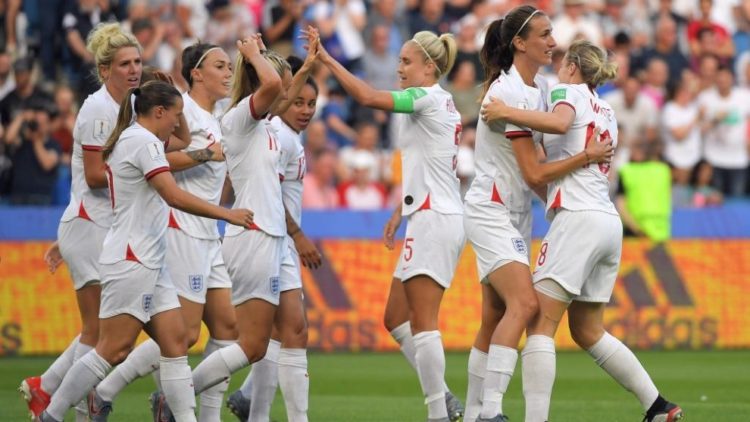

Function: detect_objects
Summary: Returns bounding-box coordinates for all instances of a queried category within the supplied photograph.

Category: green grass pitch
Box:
[2,350,749,421]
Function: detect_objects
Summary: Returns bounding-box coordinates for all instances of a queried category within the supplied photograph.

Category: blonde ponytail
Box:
[411,31,457,79]
[566,40,618,87]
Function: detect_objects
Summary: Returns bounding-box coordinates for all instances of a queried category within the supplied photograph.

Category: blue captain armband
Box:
[390,87,427,113]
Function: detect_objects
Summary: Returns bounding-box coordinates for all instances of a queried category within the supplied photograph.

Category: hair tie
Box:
[133,87,142,96]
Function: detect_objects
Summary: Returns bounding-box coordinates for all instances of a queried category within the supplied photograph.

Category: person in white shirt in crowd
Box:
[37,80,254,422]
[338,149,388,209]
[304,25,467,421]
[482,38,684,422]
[312,0,367,70]
[338,121,388,183]
[661,73,703,191]
[697,65,750,196]
[550,0,603,50]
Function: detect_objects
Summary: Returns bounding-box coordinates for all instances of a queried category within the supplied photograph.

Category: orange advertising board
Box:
[1,239,748,355]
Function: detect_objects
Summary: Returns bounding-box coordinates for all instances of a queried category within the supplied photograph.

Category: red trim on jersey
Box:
[553,101,575,113]
[505,130,532,139]
[247,222,261,231]
[104,164,115,209]
[550,189,562,209]
[125,244,141,263]
[249,95,267,120]
[82,145,103,151]
[77,202,92,220]
[417,194,431,210]
[168,210,181,229]
[279,174,285,182]
[145,166,170,180]
[491,183,505,204]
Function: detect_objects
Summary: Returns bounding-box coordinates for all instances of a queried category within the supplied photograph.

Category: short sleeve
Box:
[133,140,170,180]
[492,81,533,139]
[548,84,579,115]
[222,96,262,136]
[390,87,433,114]
[79,110,114,151]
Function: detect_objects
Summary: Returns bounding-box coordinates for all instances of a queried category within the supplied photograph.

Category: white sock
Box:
[249,339,281,422]
[73,339,94,420]
[40,335,80,394]
[97,339,161,402]
[278,348,309,422]
[479,344,517,418]
[46,350,111,421]
[391,322,451,393]
[199,338,235,422]
[413,330,448,419]
[464,347,488,422]
[160,356,197,422]
[587,332,659,410]
[522,335,556,422]
[192,343,248,394]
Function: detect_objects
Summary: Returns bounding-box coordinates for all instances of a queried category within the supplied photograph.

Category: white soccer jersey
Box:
[168,93,227,240]
[698,88,750,169]
[99,124,171,269]
[392,84,463,216]
[221,95,285,237]
[542,83,619,218]
[272,116,306,228]
[465,65,548,213]
[661,101,702,169]
[61,85,119,228]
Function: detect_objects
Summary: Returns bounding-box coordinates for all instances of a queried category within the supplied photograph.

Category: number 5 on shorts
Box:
[404,237,415,261]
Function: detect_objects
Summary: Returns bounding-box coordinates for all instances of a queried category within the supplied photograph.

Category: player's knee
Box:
[570,324,602,349]
[186,326,202,348]
[508,294,539,323]
[383,312,403,332]
[100,343,135,366]
[238,336,270,363]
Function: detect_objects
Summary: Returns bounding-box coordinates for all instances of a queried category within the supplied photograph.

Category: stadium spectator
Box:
[62,0,118,103]
[687,0,735,58]
[0,51,15,102]
[302,148,340,208]
[616,141,672,242]
[631,15,690,84]
[338,150,387,209]
[176,0,210,42]
[408,0,453,35]
[362,24,399,91]
[3,100,61,205]
[0,57,53,127]
[446,60,482,125]
[649,0,690,53]
[338,121,387,182]
[696,53,721,91]
[205,0,257,64]
[697,66,750,197]
[365,0,409,56]
[302,119,332,169]
[661,75,703,192]
[640,57,670,109]
[691,27,733,69]
[322,83,355,147]
[311,0,367,71]
[599,0,650,50]
[604,77,659,170]
[50,85,76,163]
[450,14,483,81]
[688,160,724,207]
[550,0,603,49]
[129,17,172,72]
[261,0,305,58]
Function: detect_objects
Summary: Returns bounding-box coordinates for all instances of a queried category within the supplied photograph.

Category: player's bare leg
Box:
[464,284,505,422]
[568,301,683,422]
[404,275,448,421]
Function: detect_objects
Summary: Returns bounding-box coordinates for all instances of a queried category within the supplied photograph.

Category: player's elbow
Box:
[84,172,107,189]
[523,173,546,190]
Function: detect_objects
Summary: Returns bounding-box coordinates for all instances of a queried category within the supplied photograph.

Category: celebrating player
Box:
[36,80,253,422]
[20,22,144,421]
[85,43,237,422]
[227,55,322,422]
[463,6,613,421]
[302,25,466,421]
[482,39,684,422]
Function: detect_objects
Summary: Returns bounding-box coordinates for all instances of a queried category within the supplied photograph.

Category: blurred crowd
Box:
[0,0,749,225]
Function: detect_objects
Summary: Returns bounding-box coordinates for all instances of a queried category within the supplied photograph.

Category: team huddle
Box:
[18,5,684,422]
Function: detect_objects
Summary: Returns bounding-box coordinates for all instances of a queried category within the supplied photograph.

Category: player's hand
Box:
[293,233,323,269]
[480,96,510,122]
[584,128,614,164]
[208,142,224,162]
[383,212,402,250]
[226,208,254,228]
[151,70,174,86]
[254,33,268,52]
[238,35,262,61]
[301,26,330,64]
[300,29,320,72]
[44,241,64,274]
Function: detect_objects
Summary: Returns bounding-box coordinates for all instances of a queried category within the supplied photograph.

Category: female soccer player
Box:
[463,6,613,422]
[20,22,144,420]
[37,81,253,422]
[227,56,322,422]
[482,40,684,422]
[85,43,237,422]
[304,26,465,421]
[184,34,297,400]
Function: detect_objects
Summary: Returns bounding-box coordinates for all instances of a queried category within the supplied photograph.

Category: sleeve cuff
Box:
[505,130,533,139]
[145,166,170,180]
[82,145,103,151]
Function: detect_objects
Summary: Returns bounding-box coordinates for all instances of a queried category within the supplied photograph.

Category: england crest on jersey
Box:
[270,276,280,295]
[512,238,527,256]
[142,294,154,313]
[189,274,204,292]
